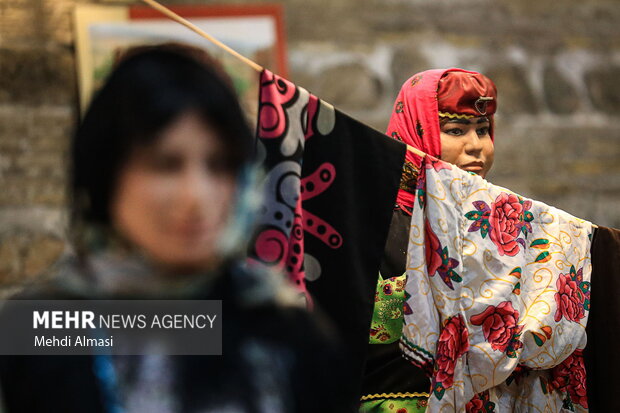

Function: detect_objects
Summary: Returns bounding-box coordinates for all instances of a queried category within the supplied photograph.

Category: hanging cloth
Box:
[402,155,593,412]
[249,69,406,403]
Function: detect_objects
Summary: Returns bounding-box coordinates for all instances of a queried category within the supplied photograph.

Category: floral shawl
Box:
[401,155,593,412]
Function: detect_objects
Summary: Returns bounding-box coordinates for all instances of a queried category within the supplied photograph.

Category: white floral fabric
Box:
[401,156,593,412]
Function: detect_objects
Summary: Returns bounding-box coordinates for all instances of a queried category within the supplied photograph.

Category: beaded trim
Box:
[438,111,475,119]
[400,337,434,376]
[360,392,430,401]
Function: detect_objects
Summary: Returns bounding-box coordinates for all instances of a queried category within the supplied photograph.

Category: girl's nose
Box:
[465,130,483,153]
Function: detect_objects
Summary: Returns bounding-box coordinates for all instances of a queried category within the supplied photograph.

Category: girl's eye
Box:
[444,128,463,136]
[477,127,490,136]
[205,151,237,176]
[147,154,183,172]
[205,157,229,174]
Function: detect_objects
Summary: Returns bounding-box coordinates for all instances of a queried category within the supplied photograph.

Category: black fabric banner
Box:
[585,225,620,412]
[302,109,406,400]
[251,69,406,404]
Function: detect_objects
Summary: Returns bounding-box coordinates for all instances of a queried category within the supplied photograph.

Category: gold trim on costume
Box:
[360,392,430,401]
[438,111,475,119]
[399,161,419,194]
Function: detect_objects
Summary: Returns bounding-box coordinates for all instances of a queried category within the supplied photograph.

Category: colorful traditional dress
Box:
[360,68,498,412]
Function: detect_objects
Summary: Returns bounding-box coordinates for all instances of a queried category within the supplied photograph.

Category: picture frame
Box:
[74,3,288,119]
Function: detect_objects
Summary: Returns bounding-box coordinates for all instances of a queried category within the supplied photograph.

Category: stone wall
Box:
[1,0,619,287]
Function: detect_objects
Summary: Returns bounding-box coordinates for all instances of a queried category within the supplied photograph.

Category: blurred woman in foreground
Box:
[0,44,346,413]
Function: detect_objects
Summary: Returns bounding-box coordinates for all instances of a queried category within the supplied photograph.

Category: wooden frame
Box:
[74,3,288,114]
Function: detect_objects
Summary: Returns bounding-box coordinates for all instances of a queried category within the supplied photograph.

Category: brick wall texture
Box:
[1,0,619,287]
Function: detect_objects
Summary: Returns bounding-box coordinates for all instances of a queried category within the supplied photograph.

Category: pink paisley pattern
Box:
[301,163,336,201]
[258,71,298,139]
[300,163,342,248]
[304,92,320,139]
[284,203,305,281]
[253,229,289,266]
[251,70,341,297]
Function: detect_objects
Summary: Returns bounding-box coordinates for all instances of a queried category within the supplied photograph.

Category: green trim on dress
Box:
[369,273,407,344]
[365,274,430,412]
[359,395,428,412]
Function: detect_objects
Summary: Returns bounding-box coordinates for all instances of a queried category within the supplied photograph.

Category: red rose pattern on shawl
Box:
[404,156,593,411]
[489,194,521,256]
[432,314,469,400]
[425,219,443,277]
[466,390,496,413]
[505,364,531,386]
[554,265,590,323]
[426,156,452,172]
[551,349,588,409]
[425,219,461,290]
[489,193,531,256]
[470,301,524,357]
[465,193,534,256]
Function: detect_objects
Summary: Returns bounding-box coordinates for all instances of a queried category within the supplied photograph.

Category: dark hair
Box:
[71,43,255,229]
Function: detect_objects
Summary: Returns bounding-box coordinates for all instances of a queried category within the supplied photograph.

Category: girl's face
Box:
[439,116,495,178]
[111,111,236,273]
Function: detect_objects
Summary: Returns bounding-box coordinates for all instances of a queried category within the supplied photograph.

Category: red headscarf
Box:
[387,68,497,212]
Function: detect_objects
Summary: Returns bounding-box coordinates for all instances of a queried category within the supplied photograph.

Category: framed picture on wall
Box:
[74,3,288,121]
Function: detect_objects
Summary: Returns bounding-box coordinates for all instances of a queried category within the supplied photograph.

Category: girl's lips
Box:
[169,221,213,238]
[461,162,484,172]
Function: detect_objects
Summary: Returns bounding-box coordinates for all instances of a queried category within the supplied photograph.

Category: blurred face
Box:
[111,111,236,273]
[440,116,495,178]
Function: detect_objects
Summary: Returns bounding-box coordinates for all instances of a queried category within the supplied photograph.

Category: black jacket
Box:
[0,261,353,413]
